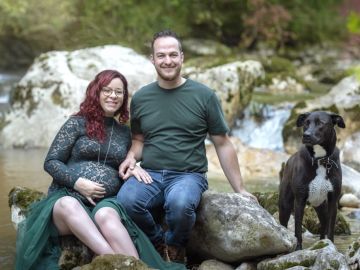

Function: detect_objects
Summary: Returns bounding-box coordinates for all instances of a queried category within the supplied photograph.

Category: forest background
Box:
[0,0,360,71]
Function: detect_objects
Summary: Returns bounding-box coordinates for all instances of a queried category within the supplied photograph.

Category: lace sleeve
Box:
[43,116,83,188]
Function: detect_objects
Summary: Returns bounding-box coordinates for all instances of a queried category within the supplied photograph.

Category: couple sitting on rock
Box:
[15,30,256,270]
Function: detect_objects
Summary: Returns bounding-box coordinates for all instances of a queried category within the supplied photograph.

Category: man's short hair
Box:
[151,30,183,53]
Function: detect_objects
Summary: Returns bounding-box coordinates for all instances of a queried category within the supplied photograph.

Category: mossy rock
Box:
[303,206,351,235]
[261,56,296,74]
[59,235,93,270]
[259,56,297,87]
[253,191,279,215]
[253,191,351,235]
[184,54,240,70]
[8,186,45,215]
[344,104,360,131]
[79,254,152,270]
[309,239,330,250]
[312,57,347,85]
[347,237,360,258]
[11,84,40,117]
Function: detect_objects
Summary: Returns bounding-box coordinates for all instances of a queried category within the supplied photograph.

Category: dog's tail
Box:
[279,162,285,182]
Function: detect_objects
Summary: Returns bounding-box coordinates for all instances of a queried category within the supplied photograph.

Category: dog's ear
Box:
[331,114,345,128]
[296,113,310,127]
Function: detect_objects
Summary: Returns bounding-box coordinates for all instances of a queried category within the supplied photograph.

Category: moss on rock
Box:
[80,254,151,270]
[253,191,351,235]
[303,206,351,235]
[11,84,40,117]
[8,186,45,215]
[253,192,279,215]
[309,239,329,250]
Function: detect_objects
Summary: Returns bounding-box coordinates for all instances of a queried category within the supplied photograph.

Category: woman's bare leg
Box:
[53,196,114,255]
[95,207,139,259]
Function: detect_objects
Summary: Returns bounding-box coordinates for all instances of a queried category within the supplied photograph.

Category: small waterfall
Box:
[231,102,293,152]
[0,72,24,111]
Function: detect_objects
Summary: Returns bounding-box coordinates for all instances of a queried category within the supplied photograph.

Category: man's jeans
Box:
[117,169,208,247]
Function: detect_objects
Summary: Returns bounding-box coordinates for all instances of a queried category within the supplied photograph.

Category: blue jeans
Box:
[117,169,208,247]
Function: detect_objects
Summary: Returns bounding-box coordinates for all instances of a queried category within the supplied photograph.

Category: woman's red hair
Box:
[76,70,129,142]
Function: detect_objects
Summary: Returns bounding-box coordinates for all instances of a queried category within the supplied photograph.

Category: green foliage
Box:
[241,0,292,49]
[0,0,351,69]
[347,11,360,34]
[69,0,191,52]
[346,65,360,81]
[274,0,347,44]
[0,0,75,68]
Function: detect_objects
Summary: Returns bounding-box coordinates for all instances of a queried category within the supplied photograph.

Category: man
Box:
[117,30,256,264]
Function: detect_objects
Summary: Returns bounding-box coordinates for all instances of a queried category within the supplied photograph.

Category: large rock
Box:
[345,236,360,270]
[77,254,152,270]
[256,192,351,236]
[197,259,234,270]
[257,239,349,270]
[182,38,232,56]
[9,187,296,268]
[342,164,360,199]
[341,131,360,171]
[188,60,264,127]
[8,186,45,230]
[187,191,297,263]
[0,45,156,148]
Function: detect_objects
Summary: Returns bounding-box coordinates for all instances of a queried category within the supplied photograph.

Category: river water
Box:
[0,148,50,269]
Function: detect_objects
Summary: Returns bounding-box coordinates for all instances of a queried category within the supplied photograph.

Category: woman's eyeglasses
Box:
[101,87,124,97]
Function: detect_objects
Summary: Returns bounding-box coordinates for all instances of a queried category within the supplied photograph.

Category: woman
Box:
[16,70,186,270]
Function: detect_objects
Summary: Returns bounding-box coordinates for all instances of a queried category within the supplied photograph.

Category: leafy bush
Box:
[0,0,351,69]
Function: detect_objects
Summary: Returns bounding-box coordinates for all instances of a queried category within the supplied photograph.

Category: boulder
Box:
[254,192,351,236]
[341,131,360,171]
[342,164,360,199]
[235,262,257,270]
[340,193,360,208]
[9,187,296,268]
[198,259,234,270]
[0,45,156,148]
[8,186,45,230]
[187,191,296,263]
[182,38,232,56]
[77,254,152,270]
[257,239,349,270]
[345,236,360,270]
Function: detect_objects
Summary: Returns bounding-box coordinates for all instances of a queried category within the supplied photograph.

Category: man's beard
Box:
[156,65,181,81]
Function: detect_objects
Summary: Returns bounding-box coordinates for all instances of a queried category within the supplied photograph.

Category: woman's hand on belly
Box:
[74,177,106,206]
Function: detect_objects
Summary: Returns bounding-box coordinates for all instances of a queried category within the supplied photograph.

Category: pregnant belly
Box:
[70,162,122,197]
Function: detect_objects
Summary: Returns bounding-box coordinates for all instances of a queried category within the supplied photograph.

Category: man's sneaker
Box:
[166,245,187,264]
[154,241,168,260]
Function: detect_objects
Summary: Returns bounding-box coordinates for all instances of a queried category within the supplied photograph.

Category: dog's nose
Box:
[303,134,311,141]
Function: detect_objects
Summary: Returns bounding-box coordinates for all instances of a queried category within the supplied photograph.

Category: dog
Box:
[279,111,345,250]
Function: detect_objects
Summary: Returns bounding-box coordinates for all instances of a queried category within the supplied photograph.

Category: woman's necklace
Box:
[97,120,114,166]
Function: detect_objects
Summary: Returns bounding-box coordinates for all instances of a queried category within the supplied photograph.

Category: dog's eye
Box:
[314,119,323,126]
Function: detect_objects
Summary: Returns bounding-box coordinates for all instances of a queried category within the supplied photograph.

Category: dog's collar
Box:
[312,156,339,174]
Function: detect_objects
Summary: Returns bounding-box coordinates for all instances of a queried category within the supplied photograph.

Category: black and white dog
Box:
[279,111,345,250]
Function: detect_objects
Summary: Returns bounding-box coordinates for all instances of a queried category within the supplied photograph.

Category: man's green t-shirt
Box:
[130,79,229,172]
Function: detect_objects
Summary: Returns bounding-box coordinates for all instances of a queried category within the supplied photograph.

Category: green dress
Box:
[15,116,186,270]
